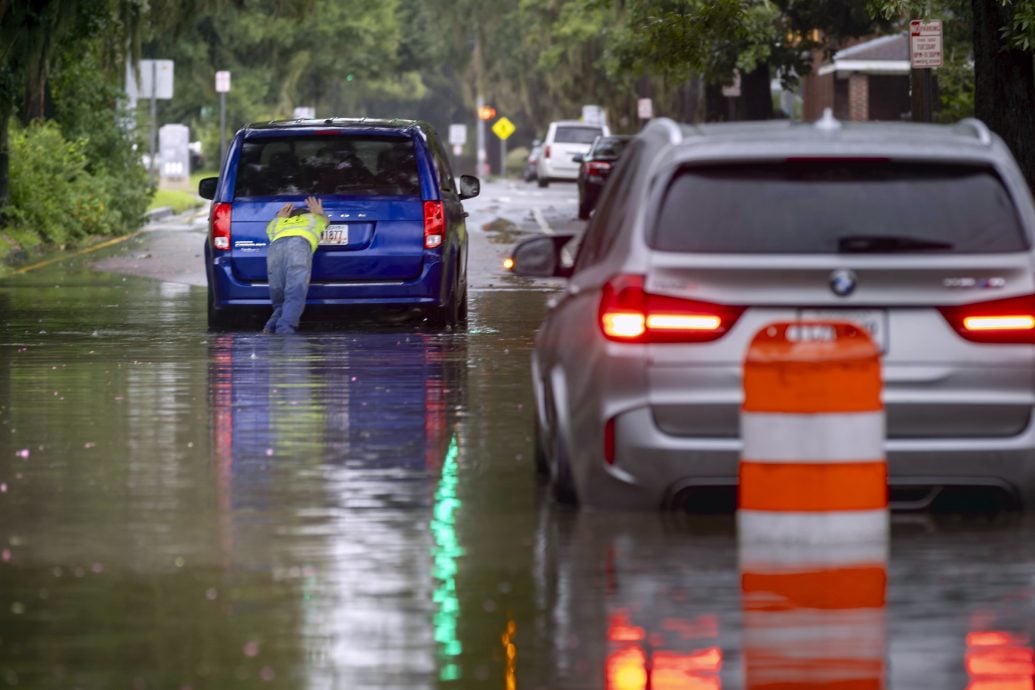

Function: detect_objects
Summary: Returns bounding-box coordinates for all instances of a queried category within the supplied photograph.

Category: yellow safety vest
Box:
[266,212,329,252]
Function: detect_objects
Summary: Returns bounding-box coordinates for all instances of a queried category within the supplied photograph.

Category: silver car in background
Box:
[509,114,1035,511]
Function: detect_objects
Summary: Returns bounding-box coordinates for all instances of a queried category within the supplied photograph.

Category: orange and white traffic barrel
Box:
[739,321,888,544]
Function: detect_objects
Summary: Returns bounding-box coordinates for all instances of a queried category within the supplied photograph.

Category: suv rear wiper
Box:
[837,234,954,253]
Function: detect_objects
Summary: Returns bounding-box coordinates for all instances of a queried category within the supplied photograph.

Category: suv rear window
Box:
[652,162,1028,254]
[554,126,604,145]
[234,135,420,198]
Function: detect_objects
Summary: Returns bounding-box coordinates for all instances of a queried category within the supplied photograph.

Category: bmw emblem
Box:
[830,269,857,297]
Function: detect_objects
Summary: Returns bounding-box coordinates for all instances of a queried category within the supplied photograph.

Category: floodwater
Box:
[2,235,1035,690]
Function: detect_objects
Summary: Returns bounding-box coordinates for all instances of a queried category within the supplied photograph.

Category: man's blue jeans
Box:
[264,236,313,334]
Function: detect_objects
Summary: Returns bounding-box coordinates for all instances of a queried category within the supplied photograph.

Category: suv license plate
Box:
[797,309,888,352]
[320,225,349,245]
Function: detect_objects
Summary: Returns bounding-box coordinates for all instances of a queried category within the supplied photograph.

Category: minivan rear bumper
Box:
[208,251,445,308]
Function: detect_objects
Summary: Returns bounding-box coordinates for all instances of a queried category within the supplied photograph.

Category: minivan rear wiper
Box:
[837,234,955,252]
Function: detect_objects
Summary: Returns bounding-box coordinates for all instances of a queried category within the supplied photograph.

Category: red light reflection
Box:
[607,611,722,690]
[966,630,1034,690]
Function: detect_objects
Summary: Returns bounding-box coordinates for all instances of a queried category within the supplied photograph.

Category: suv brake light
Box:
[424,201,445,249]
[598,274,744,343]
[211,202,231,251]
[939,294,1035,343]
[544,145,551,159]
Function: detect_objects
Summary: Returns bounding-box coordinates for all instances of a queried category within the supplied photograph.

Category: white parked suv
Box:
[536,120,610,187]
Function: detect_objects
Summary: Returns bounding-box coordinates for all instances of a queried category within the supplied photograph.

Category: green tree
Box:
[874,0,1035,193]
[598,0,883,121]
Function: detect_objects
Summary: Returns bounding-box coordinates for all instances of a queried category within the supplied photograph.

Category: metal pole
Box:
[219,91,226,167]
[476,94,486,178]
[910,68,934,123]
[922,68,934,122]
[499,137,506,177]
[149,61,158,185]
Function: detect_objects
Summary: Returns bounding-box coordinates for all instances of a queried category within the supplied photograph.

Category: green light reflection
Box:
[431,434,463,681]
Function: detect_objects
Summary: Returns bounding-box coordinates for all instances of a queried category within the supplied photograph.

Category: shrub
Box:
[50,52,152,232]
[3,121,121,247]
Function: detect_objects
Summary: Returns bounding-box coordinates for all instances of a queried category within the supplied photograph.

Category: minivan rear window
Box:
[554,126,604,145]
[652,162,1028,254]
[234,135,420,198]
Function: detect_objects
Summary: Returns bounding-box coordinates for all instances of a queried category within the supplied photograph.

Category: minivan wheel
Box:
[457,284,469,326]
[427,278,461,330]
[207,286,235,331]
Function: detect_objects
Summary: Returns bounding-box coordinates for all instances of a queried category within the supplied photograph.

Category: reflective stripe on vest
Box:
[266,213,329,252]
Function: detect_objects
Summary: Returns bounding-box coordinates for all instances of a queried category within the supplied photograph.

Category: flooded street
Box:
[3,181,1035,689]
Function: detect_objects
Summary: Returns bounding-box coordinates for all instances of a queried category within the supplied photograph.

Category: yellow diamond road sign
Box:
[492,116,516,141]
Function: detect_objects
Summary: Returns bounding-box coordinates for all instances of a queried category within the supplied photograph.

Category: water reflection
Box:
[528,510,740,689]
[966,630,1034,689]
[206,330,467,688]
[524,507,1035,690]
[739,541,887,689]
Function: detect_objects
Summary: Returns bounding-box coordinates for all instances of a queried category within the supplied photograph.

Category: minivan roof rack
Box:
[953,118,992,146]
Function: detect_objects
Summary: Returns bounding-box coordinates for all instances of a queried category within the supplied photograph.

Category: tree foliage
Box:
[3,0,1035,244]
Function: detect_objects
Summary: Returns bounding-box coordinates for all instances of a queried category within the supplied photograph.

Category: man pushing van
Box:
[262,195,328,334]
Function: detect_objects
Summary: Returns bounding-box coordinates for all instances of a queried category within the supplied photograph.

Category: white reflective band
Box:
[738,510,889,545]
[741,411,884,463]
[739,540,889,571]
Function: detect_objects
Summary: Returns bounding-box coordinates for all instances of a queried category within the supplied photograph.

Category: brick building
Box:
[801,34,911,122]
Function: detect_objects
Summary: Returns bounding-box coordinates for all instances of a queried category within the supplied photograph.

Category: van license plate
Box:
[320,225,349,245]
[797,309,888,351]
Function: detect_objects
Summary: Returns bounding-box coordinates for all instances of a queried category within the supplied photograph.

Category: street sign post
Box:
[137,60,174,184]
[491,117,516,177]
[909,20,943,68]
[909,20,942,123]
[637,98,653,121]
[449,124,468,158]
[215,70,231,167]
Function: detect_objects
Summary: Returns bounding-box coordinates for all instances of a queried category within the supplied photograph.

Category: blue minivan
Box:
[198,118,479,331]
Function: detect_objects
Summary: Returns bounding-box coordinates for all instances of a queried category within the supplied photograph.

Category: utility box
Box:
[159,124,190,183]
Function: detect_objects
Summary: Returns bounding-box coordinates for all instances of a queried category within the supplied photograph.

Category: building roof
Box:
[818,34,911,76]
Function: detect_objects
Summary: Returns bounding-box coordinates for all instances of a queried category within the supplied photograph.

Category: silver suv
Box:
[509,113,1035,511]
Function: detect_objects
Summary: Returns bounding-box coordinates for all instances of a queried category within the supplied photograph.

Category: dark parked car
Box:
[199,118,479,331]
[508,113,1035,511]
[575,135,632,219]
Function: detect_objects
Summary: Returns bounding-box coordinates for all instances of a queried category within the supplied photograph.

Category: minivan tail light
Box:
[544,145,551,159]
[424,201,445,249]
[211,202,231,251]
[939,294,1035,343]
[598,274,744,343]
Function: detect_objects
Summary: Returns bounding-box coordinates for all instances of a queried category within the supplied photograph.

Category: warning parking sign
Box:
[910,19,943,68]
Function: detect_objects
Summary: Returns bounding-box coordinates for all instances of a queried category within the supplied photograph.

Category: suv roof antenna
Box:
[815,108,842,132]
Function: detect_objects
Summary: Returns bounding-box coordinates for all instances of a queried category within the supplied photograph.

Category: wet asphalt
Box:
[1,179,1035,689]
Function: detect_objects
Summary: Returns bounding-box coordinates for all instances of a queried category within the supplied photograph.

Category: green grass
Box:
[148,188,205,213]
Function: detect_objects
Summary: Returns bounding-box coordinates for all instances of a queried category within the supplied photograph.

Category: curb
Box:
[145,206,176,222]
